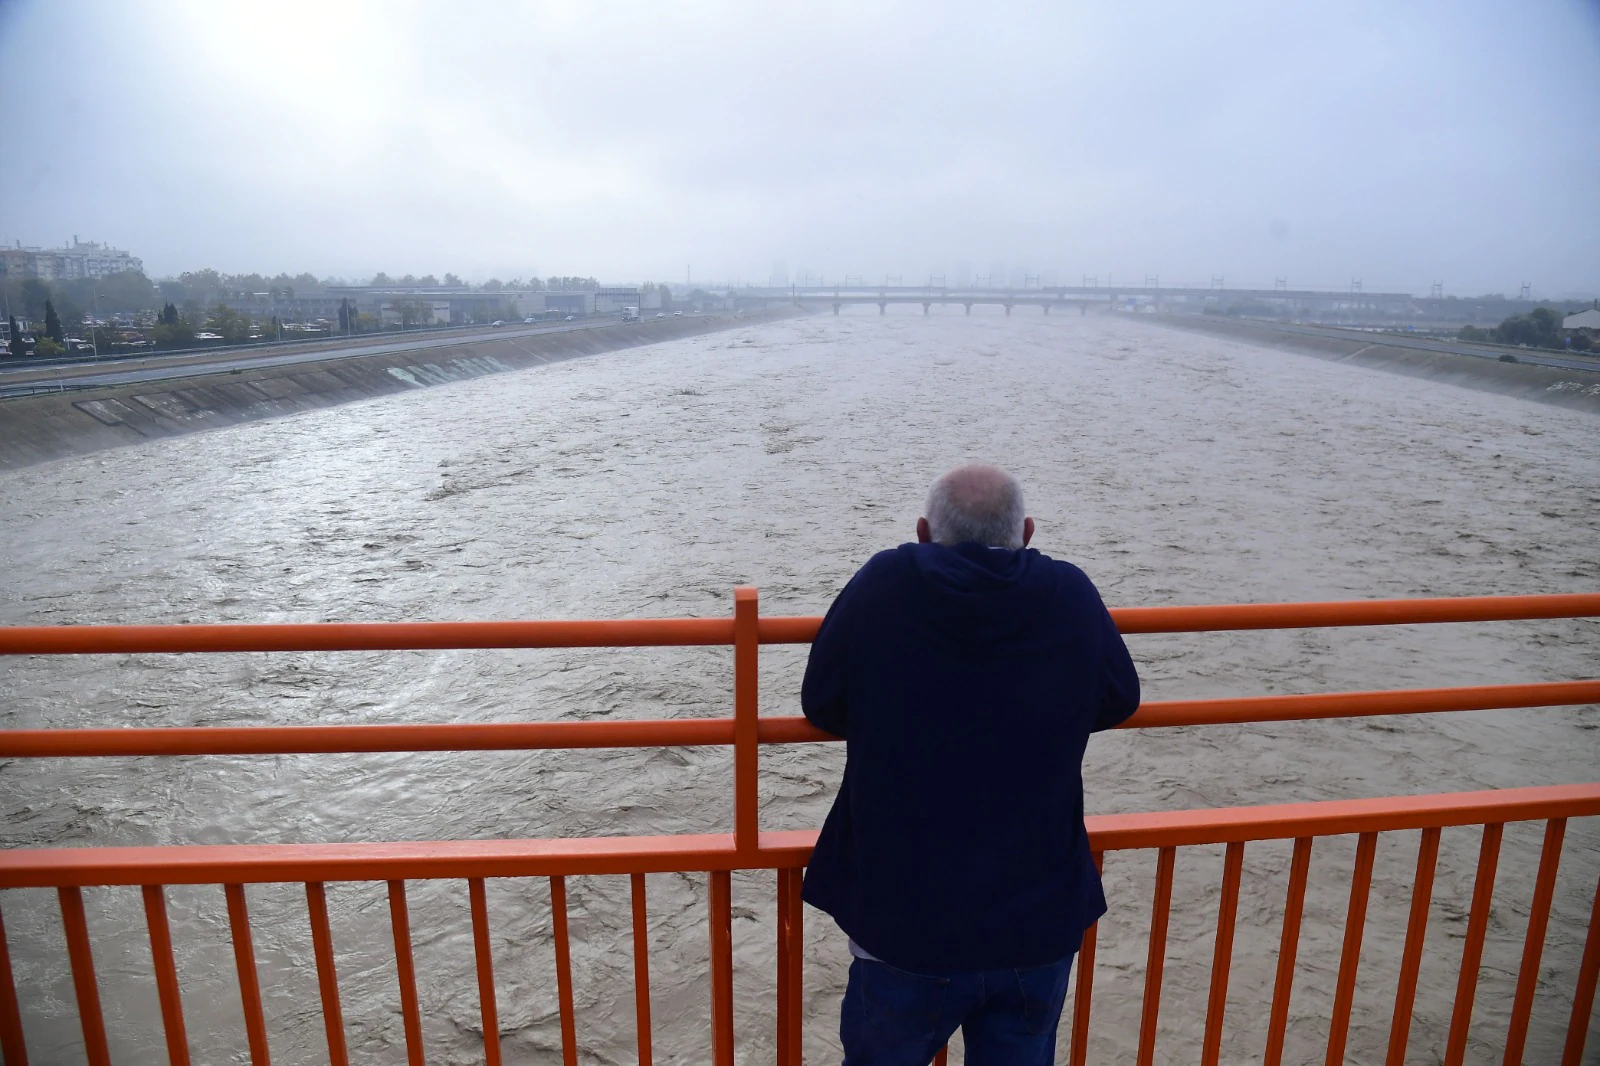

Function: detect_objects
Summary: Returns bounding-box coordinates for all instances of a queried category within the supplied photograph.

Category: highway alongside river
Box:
[1248,319,1600,374]
[1,310,1596,1065]
[0,316,709,397]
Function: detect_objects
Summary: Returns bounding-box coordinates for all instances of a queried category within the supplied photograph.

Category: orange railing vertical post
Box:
[709,870,735,1066]
[1559,873,1600,1066]
[1201,841,1245,1066]
[0,902,26,1066]
[305,883,350,1066]
[1503,819,1566,1064]
[224,884,272,1066]
[550,876,579,1066]
[1444,823,1503,1066]
[1264,837,1314,1066]
[1069,851,1104,1066]
[776,866,804,1066]
[1326,832,1378,1066]
[630,873,655,1066]
[733,587,761,858]
[1136,846,1177,1066]
[385,881,426,1066]
[141,885,191,1066]
[1386,827,1441,1065]
[57,887,110,1066]
[468,878,503,1066]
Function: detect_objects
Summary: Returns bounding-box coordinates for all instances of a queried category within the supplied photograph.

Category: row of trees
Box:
[3,268,592,325]
[1459,307,1589,351]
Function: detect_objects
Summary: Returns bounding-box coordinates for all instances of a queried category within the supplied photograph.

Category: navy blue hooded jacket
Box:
[800,541,1140,975]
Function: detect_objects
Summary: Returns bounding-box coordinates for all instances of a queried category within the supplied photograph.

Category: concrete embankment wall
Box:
[0,313,797,471]
[1148,314,1600,416]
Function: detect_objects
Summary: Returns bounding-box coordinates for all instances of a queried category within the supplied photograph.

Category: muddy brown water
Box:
[2,310,1597,1065]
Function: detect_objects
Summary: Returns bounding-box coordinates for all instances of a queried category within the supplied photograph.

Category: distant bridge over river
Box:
[733,284,1416,315]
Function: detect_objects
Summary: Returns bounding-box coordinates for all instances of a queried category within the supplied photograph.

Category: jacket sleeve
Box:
[801,565,870,739]
[1091,588,1141,732]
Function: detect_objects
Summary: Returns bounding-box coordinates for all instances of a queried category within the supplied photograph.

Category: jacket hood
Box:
[897,541,1058,646]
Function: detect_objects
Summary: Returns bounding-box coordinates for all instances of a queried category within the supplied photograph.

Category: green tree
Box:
[1493,306,1563,349]
[337,298,351,333]
[90,321,123,352]
[443,273,463,287]
[44,300,64,343]
[151,311,196,350]
[371,272,392,286]
[658,285,673,312]
[19,278,50,320]
[80,270,156,313]
[6,315,24,357]
[205,304,253,344]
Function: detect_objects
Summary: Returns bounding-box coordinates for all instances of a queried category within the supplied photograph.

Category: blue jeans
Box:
[839,953,1075,1066]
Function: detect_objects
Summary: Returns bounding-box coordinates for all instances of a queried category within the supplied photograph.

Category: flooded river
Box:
[2,310,1596,1064]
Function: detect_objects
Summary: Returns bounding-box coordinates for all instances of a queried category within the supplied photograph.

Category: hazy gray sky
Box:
[2,1,1596,294]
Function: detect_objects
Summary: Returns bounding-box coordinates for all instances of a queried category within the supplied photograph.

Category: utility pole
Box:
[89,289,101,359]
[1430,280,1443,300]
[1274,277,1287,291]
[1518,281,1531,301]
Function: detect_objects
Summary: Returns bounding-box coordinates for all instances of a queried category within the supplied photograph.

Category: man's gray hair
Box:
[924,464,1027,549]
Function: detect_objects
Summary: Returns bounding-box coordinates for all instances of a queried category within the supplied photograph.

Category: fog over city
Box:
[2,0,1597,295]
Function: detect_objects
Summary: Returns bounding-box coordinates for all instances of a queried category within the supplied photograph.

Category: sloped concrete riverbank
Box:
[1149,313,1600,415]
[0,312,799,471]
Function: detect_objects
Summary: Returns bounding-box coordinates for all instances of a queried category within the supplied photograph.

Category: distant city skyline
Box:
[2,2,1596,296]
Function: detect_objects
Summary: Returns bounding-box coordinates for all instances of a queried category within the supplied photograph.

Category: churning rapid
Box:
[2,311,1596,1065]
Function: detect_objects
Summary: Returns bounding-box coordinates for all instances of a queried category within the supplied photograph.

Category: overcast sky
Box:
[2,1,1596,295]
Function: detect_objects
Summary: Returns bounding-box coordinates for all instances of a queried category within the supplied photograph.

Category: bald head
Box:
[921,464,1032,550]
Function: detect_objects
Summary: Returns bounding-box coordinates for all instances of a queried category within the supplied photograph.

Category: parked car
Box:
[524,317,537,323]
[656,312,666,318]
[491,320,504,327]
[673,311,683,316]
[564,315,576,321]
[194,332,223,340]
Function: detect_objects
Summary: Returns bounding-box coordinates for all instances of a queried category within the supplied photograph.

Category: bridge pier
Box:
[878,302,887,315]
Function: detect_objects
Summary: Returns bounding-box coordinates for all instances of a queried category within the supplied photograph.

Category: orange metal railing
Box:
[0,590,1597,1066]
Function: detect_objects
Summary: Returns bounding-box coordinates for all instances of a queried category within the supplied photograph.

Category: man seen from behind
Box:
[802,463,1141,1065]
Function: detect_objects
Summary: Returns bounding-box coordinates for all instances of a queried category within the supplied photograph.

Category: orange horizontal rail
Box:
[0,617,736,655]
[757,679,1600,742]
[1,784,1593,889]
[2,680,1593,758]
[2,593,1596,655]
[0,718,739,757]
[757,592,1600,642]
